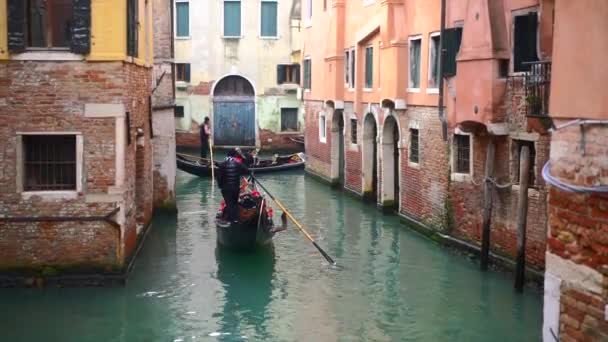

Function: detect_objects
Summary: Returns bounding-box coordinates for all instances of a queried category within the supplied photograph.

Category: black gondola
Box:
[215,185,286,251]
[176,152,306,177]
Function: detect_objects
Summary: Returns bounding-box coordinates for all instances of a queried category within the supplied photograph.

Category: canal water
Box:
[0,171,543,341]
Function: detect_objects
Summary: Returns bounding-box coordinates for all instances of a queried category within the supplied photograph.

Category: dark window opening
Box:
[26,0,73,48]
[281,108,298,132]
[277,64,301,84]
[127,0,139,57]
[303,59,311,90]
[499,59,510,78]
[513,11,539,73]
[174,106,184,118]
[409,38,421,88]
[176,63,191,82]
[350,119,357,144]
[409,129,419,163]
[23,135,76,191]
[454,134,470,174]
[514,140,536,186]
[365,46,373,89]
[442,27,462,77]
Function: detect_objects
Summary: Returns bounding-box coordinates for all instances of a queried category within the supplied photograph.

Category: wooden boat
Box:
[176,152,306,177]
[215,190,286,251]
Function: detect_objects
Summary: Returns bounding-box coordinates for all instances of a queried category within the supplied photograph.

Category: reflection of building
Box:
[0,0,170,282]
[173,0,303,150]
[302,0,552,271]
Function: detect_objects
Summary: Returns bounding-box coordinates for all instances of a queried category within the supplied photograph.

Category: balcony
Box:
[524,61,551,117]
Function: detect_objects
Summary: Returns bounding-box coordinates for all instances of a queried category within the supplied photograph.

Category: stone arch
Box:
[362,112,378,200]
[381,113,401,210]
[211,75,257,146]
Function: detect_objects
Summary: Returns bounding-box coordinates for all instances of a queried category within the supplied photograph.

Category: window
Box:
[224,0,241,37]
[350,119,358,144]
[277,64,300,84]
[409,129,419,163]
[442,27,462,77]
[174,106,185,118]
[319,113,326,142]
[409,37,422,90]
[23,135,76,191]
[453,134,471,174]
[303,58,311,90]
[127,0,138,57]
[428,34,440,89]
[345,48,355,89]
[514,140,536,186]
[26,0,73,48]
[175,63,191,82]
[365,46,373,89]
[281,108,299,132]
[513,11,539,73]
[176,1,190,37]
[261,0,278,38]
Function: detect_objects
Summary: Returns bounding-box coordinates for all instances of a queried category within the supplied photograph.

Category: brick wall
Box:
[303,100,332,180]
[0,60,153,275]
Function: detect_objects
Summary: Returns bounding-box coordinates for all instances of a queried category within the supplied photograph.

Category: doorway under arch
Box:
[381,115,400,210]
[362,113,378,201]
[212,75,256,146]
[330,109,345,186]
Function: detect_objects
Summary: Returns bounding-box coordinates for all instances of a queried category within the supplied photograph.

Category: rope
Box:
[542,161,608,193]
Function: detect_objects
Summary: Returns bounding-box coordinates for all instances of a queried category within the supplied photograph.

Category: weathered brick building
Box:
[0,0,163,284]
[302,0,553,271]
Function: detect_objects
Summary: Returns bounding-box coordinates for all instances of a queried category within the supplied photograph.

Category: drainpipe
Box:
[437,0,447,141]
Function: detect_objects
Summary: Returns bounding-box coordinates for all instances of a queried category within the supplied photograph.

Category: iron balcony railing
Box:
[524,61,551,117]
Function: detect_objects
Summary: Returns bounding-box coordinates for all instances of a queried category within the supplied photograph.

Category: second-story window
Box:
[409,36,421,90]
[175,63,191,82]
[26,0,73,48]
[261,0,278,38]
[127,0,138,57]
[224,0,241,38]
[513,11,539,73]
[176,1,189,38]
[365,46,373,89]
[344,48,355,89]
[428,33,440,90]
[303,58,312,90]
[277,64,301,84]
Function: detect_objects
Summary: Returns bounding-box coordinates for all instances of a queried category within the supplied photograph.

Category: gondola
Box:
[176,152,306,177]
[215,180,286,251]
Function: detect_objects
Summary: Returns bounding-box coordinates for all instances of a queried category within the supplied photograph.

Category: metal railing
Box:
[524,61,551,117]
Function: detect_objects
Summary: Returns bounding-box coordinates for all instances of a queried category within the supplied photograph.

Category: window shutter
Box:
[277,65,286,84]
[261,1,278,37]
[71,0,91,54]
[7,0,26,53]
[295,64,301,84]
[185,64,191,82]
[442,27,462,77]
[224,1,242,37]
[127,0,139,57]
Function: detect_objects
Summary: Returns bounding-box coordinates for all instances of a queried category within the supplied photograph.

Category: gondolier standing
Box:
[218,149,250,222]
[200,117,211,159]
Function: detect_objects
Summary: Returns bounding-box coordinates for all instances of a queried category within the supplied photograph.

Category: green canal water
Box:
[0,171,542,341]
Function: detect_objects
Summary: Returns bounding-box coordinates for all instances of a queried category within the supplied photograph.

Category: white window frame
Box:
[348,47,355,90]
[344,49,350,87]
[408,121,420,168]
[427,32,441,94]
[259,0,279,39]
[510,7,540,76]
[16,132,84,200]
[222,0,243,39]
[174,0,191,40]
[450,128,473,182]
[319,112,327,143]
[408,35,422,93]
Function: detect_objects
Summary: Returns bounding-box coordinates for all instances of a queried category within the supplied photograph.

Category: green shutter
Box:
[224,1,241,37]
[71,0,91,54]
[7,0,26,53]
[127,0,138,57]
[303,60,311,89]
[442,27,462,77]
[261,1,278,37]
[185,64,191,82]
[176,2,189,37]
[365,47,373,88]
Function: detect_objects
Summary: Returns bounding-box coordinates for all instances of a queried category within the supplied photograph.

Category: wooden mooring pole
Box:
[514,145,531,292]
[480,140,496,271]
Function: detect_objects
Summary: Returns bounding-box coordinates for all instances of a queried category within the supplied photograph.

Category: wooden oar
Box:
[252,176,336,265]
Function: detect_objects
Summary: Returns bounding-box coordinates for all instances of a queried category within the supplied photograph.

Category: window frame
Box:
[451,130,473,182]
[260,0,279,39]
[319,112,327,143]
[408,35,422,93]
[511,7,540,75]
[364,45,374,90]
[16,132,83,198]
[344,47,356,90]
[174,106,185,118]
[175,0,191,39]
[25,0,74,50]
[223,0,243,39]
[175,63,190,83]
[409,128,420,165]
[280,108,299,132]
[350,118,358,145]
[427,32,441,93]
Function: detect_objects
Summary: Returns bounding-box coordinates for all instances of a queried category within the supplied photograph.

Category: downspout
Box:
[437,0,447,141]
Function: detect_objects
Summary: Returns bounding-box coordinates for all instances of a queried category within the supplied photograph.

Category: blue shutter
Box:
[224,1,241,37]
[176,2,189,37]
[365,47,373,88]
[261,1,278,37]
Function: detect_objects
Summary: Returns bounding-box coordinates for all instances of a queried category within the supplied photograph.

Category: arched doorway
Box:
[381,115,400,210]
[362,113,378,201]
[212,75,256,146]
[330,109,345,186]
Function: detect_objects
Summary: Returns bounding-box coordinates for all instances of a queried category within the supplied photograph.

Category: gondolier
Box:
[217,149,250,222]
[200,117,211,159]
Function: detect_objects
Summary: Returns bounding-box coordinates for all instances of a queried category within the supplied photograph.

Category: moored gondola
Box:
[176,152,305,177]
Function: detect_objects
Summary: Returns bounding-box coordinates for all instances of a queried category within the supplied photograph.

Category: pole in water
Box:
[514,145,530,292]
[480,140,496,271]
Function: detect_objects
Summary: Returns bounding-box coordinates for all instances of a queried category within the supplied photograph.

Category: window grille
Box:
[23,135,77,191]
[454,134,470,174]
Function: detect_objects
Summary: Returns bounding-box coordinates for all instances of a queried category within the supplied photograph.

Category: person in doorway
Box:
[199,117,211,159]
[217,149,250,222]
